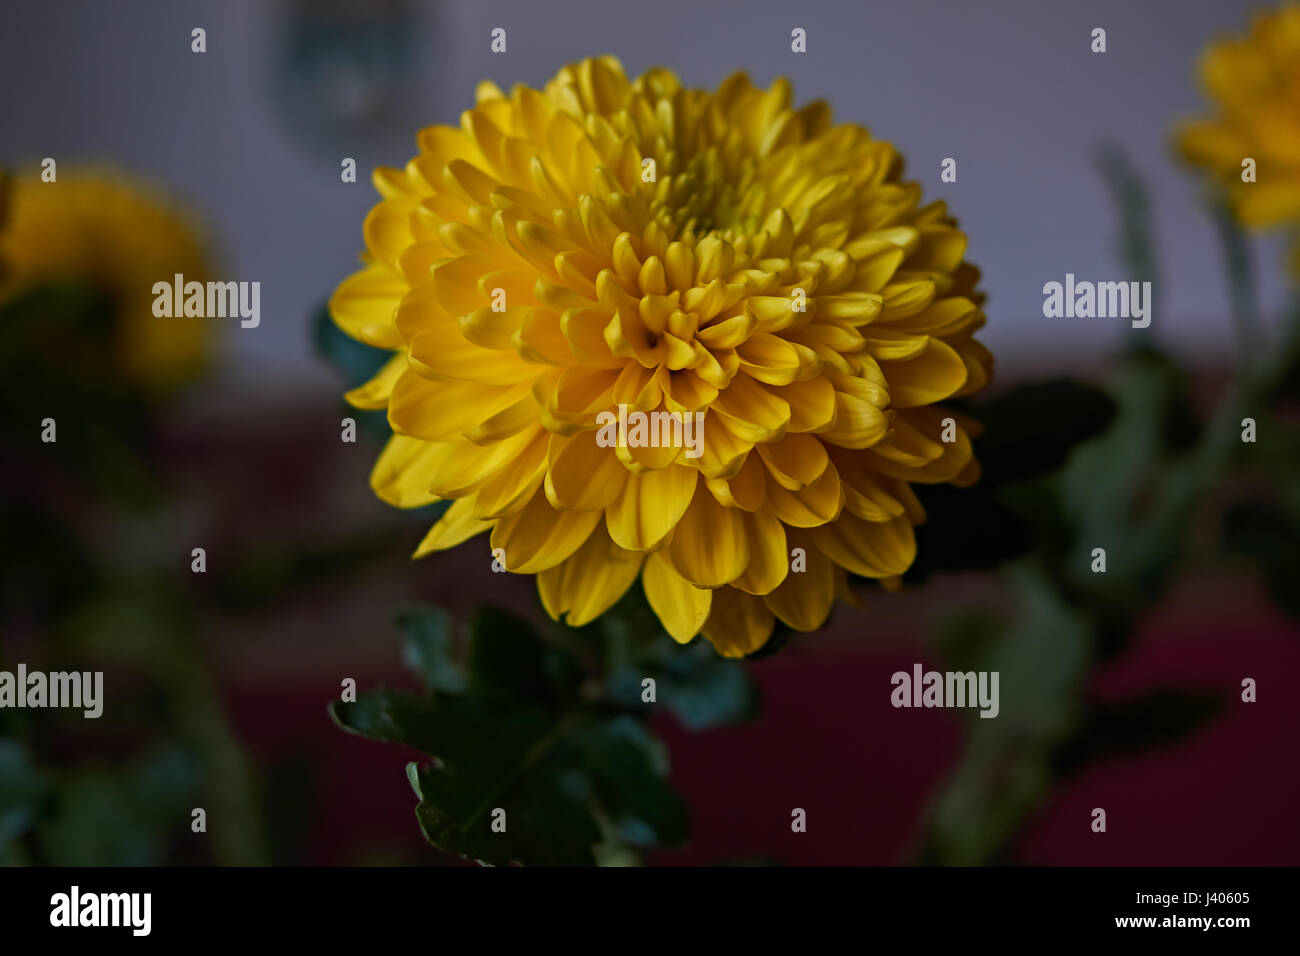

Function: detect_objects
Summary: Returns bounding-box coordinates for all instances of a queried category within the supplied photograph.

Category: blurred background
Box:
[2,0,1298,866]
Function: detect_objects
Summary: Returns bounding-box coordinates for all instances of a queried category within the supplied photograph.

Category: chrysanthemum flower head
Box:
[0,167,213,389]
[1176,4,1300,275]
[332,57,992,657]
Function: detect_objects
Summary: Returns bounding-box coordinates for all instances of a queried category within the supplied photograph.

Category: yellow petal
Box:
[371,435,449,508]
[762,542,835,630]
[731,509,790,595]
[605,465,697,550]
[763,464,844,527]
[807,513,916,578]
[490,492,603,574]
[537,528,642,627]
[426,426,542,498]
[406,321,539,386]
[828,446,907,521]
[735,333,802,385]
[330,265,405,349]
[466,394,540,445]
[470,429,548,518]
[642,552,712,643]
[362,198,418,274]
[819,388,890,450]
[544,431,629,511]
[388,370,532,441]
[711,371,791,442]
[414,497,493,557]
[666,491,750,587]
[704,450,766,511]
[757,433,829,490]
[691,411,754,479]
[878,338,967,407]
[1234,179,1300,229]
[345,353,407,409]
[768,376,837,433]
[701,587,775,658]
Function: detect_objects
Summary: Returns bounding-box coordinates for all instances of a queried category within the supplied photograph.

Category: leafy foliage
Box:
[916,145,1298,865]
[597,588,757,731]
[332,605,704,865]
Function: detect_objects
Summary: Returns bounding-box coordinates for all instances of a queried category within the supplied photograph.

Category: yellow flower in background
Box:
[332,57,992,657]
[1176,4,1300,275]
[0,168,213,390]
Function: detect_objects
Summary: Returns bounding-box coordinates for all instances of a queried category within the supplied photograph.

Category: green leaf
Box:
[595,587,757,731]
[398,606,468,694]
[312,301,391,388]
[972,381,1118,485]
[606,633,757,732]
[575,717,688,847]
[334,688,595,865]
[407,749,600,866]
[333,605,690,865]
[1058,349,1197,598]
[906,479,1035,580]
[467,605,581,706]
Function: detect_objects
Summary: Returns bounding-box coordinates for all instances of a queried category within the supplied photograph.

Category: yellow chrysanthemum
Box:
[0,167,212,389]
[1176,4,1300,275]
[332,57,992,657]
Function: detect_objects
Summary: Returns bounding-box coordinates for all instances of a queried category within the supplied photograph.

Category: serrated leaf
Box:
[334,689,596,865]
[575,717,688,847]
[334,606,690,866]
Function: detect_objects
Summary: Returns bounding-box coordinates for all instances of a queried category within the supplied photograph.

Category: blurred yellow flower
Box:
[1176,4,1300,275]
[332,57,992,657]
[0,167,213,390]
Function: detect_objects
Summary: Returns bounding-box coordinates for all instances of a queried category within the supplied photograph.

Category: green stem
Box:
[1094,143,1161,343]
[1212,201,1264,361]
[1119,273,1299,586]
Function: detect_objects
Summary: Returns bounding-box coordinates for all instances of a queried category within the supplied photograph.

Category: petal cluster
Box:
[1176,4,1300,275]
[0,169,212,389]
[332,57,992,656]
